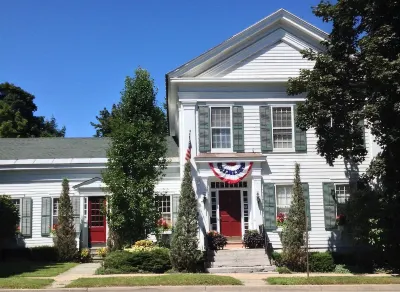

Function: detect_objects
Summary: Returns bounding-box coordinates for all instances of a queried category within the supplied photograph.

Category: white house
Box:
[166,9,379,251]
[1,9,379,252]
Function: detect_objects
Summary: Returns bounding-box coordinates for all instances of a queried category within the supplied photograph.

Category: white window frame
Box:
[210,106,233,152]
[11,198,22,229]
[335,183,350,216]
[271,105,295,152]
[52,197,59,227]
[275,184,293,216]
[157,195,172,227]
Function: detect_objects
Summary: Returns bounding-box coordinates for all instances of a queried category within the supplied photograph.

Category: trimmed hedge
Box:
[309,252,335,272]
[103,248,171,274]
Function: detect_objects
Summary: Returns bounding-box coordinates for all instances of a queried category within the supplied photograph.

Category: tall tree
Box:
[281,163,306,271]
[103,68,168,248]
[0,83,65,137]
[90,104,118,137]
[287,0,400,267]
[54,179,77,261]
[170,161,201,272]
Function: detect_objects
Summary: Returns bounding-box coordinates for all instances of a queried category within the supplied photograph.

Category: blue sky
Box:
[0,0,331,137]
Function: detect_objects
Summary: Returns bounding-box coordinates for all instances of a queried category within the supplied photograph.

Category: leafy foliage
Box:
[206,231,227,250]
[102,249,171,274]
[170,161,202,272]
[243,230,264,249]
[30,246,59,262]
[281,163,306,271]
[0,195,19,243]
[103,68,168,248]
[90,104,118,137]
[54,179,77,261]
[309,252,335,272]
[79,248,93,263]
[287,0,400,270]
[0,83,65,137]
[276,266,292,274]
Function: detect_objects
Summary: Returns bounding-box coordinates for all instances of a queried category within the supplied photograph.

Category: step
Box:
[207,265,276,273]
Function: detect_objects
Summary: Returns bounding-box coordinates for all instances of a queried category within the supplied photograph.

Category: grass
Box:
[0,278,54,289]
[0,262,78,277]
[66,274,243,287]
[266,276,400,285]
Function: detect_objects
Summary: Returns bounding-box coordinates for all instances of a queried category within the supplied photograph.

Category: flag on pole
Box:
[185,130,192,161]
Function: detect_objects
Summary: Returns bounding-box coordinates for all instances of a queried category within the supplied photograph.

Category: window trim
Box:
[275,184,293,217]
[52,197,59,227]
[271,105,295,152]
[157,195,172,228]
[334,183,350,216]
[11,198,22,231]
[210,106,233,152]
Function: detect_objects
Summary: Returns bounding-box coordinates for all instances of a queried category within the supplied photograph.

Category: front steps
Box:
[89,246,105,262]
[206,248,276,273]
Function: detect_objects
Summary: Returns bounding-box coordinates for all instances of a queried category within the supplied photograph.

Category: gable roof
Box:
[167,8,328,79]
[0,137,179,160]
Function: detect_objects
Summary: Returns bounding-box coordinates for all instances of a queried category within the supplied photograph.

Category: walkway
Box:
[50,262,101,288]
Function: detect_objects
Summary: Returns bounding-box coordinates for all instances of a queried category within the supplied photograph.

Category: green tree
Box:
[0,195,19,246]
[103,68,168,248]
[91,104,118,137]
[170,161,201,272]
[0,83,65,137]
[281,163,306,271]
[287,0,400,268]
[54,179,77,261]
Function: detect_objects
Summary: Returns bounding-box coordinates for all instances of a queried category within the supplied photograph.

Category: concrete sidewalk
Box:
[50,263,101,288]
[2,285,400,292]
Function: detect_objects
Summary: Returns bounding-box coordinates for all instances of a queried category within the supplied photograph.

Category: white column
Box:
[251,163,263,230]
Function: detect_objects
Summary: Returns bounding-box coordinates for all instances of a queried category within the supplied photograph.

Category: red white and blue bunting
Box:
[209,162,253,184]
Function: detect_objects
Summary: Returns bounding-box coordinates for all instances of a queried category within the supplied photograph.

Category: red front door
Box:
[219,190,242,237]
[88,197,106,245]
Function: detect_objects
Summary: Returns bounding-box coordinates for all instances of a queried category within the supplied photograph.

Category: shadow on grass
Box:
[0,261,75,278]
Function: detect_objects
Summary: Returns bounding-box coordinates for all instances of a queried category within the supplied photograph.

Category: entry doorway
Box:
[88,197,106,246]
[219,190,242,237]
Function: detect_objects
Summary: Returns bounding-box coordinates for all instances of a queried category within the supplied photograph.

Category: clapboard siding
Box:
[0,163,180,248]
[222,41,315,79]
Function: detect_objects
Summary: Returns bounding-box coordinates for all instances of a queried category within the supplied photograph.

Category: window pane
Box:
[212,128,231,148]
[53,198,59,217]
[336,184,350,204]
[276,185,293,215]
[157,195,171,226]
[211,108,230,127]
[273,129,292,149]
[273,107,292,128]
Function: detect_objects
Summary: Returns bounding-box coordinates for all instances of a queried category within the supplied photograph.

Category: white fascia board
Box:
[178,91,306,101]
[195,156,266,163]
[170,78,289,83]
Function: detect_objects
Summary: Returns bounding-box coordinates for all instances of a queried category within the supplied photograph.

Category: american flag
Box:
[185,131,192,161]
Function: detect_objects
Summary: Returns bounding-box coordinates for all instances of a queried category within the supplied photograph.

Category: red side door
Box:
[88,197,106,246]
[219,190,242,237]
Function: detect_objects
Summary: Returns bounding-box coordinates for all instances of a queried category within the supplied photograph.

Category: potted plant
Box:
[243,230,264,248]
[276,212,287,229]
[206,230,227,250]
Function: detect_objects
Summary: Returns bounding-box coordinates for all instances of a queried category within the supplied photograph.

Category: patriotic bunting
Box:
[209,162,253,184]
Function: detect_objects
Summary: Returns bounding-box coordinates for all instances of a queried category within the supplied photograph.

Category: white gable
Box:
[220,41,314,79]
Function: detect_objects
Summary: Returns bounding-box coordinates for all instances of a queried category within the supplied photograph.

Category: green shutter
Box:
[263,183,277,231]
[260,106,273,153]
[294,104,307,152]
[172,194,180,226]
[323,182,336,230]
[72,197,81,233]
[232,106,244,152]
[302,183,311,231]
[198,106,211,153]
[21,197,32,237]
[41,197,51,236]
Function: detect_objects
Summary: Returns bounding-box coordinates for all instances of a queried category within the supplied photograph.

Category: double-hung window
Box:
[276,185,293,215]
[211,107,231,149]
[335,184,350,215]
[52,198,59,226]
[157,195,171,226]
[272,107,293,150]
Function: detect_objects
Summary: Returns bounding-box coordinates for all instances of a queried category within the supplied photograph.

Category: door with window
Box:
[88,197,106,245]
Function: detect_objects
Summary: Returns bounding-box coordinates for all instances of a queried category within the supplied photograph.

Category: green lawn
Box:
[0,278,54,289]
[66,274,243,287]
[267,276,400,285]
[0,262,78,277]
